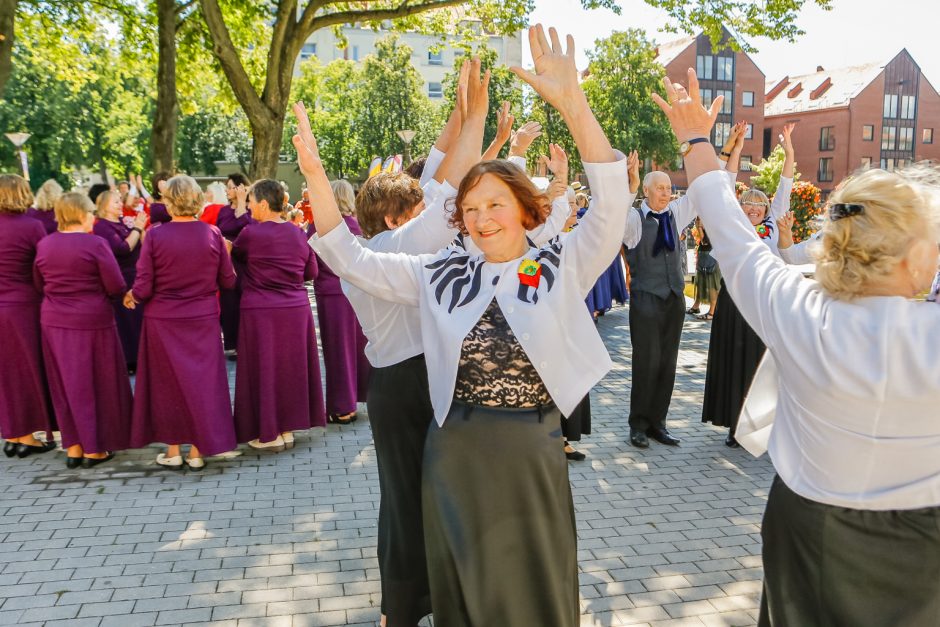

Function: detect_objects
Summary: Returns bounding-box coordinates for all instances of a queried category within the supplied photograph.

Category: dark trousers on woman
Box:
[422,401,578,627]
[366,355,433,627]
[627,291,685,432]
[759,475,940,626]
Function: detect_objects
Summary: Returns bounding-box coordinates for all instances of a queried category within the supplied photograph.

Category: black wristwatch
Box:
[131,227,142,234]
[679,137,710,156]
[720,151,732,157]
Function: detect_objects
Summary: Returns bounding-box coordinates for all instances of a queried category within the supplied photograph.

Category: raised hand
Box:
[508,121,542,158]
[510,25,583,117]
[627,150,640,194]
[132,211,148,230]
[455,59,470,123]
[465,56,490,122]
[495,102,514,146]
[780,122,796,158]
[538,143,568,179]
[652,68,722,143]
[292,101,342,235]
[292,102,324,178]
[777,211,796,249]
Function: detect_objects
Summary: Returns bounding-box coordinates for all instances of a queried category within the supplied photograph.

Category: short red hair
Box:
[450,160,551,233]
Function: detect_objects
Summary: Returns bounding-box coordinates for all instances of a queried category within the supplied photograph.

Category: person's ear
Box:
[384,214,398,230]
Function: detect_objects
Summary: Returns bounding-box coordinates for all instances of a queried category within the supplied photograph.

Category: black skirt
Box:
[366,355,434,626]
[422,401,579,627]
[701,281,766,431]
[759,475,940,626]
[562,393,591,442]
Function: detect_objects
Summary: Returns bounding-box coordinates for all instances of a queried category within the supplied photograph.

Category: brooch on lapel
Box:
[755,223,772,239]
[518,259,542,289]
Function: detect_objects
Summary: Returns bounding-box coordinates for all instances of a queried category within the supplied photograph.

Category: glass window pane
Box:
[428,51,443,66]
[428,82,443,98]
[883,94,898,118]
[700,88,713,107]
[901,96,916,119]
[862,125,873,141]
[899,127,914,151]
[742,91,754,107]
[925,128,934,144]
[744,124,753,139]
[881,126,897,150]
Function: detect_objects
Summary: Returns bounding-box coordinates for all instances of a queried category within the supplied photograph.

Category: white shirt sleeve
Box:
[671,193,698,233]
[778,233,818,266]
[374,182,459,255]
[526,195,569,246]
[718,159,738,191]
[769,176,793,221]
[309,222,423,307]
[507,155,527,173]
[622,207,642,249]
[420,146,446,189]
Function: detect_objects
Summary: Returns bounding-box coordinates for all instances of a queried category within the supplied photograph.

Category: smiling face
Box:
[461,173,529,262]
[644,172,672,212]
[742,201,767,225]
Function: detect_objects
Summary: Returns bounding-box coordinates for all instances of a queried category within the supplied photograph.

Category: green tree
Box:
[750,144,800,196]
[581,29,677,171]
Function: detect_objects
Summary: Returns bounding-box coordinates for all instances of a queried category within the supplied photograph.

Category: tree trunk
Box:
[248,109,284,180]
[151,0,178,174]
[0,0,17,101]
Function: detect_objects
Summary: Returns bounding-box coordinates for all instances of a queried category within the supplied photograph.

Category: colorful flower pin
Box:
[518,259,542,289]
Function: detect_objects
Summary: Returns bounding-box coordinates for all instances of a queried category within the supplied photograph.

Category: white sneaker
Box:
[248,436,285,452]
[185,456,205,471]
[156,453,183,469]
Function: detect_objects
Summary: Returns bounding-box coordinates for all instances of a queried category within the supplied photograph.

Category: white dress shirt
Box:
[316,156,631,424]
[688,169,940,511]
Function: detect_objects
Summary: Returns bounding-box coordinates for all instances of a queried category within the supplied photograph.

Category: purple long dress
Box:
[93,219,144,369]
[148,201,171,225]
[26,208,58,235]
[216,205,255,351]
[0,213,54,439]
[34,233,133,453]
[309,215,371,416]
[130,220,237,456]
[232,221,326,442]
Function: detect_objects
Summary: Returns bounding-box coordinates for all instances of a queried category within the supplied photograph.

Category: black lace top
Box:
[454,299,552,407]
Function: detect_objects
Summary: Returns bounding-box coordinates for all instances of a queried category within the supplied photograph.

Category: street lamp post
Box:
[396,129,416,166]
[5,132,31,181]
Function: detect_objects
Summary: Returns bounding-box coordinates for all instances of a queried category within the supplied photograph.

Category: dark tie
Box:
[651,211,675,257]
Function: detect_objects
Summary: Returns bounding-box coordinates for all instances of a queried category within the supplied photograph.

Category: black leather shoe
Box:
[647,428,681,446]
[66,457,83,469]
[82,452,115,468]
[3,441,17,458]
[565,449,587,461]
[15,441,56,458]
[629,429,649,448]
[725,434,740,448]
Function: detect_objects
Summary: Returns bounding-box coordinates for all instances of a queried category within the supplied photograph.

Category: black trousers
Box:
[366,355,434,627]
[760,475,940,626]
[627,290,685,432]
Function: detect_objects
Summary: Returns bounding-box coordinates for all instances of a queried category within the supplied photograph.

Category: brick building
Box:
[764,49,940,196]
[654,28,766,188]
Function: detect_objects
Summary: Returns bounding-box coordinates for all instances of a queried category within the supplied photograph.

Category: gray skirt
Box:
[759,475,940,626]
[422,401,578,627]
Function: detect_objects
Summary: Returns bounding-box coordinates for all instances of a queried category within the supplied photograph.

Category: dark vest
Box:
[624,205,685,299]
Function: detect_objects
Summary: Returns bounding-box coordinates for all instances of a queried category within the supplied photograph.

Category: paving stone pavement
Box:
[0,301,774,627]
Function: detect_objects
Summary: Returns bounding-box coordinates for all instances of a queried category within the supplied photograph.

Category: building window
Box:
[716,89,733,114]
[819,126,835,151]
[351,45,359,62]
[696,55,713,80]
[428,50,443,66]
[300,43,317,60]
[740,155,753,171]
[880,157,896,171]
[818,157,833,182]
[744,124,753,140]
[862,125,874,141]
[861,156,872,168]
[716,56,734,81]
[742,91,754,107]
[713,122,732,146]
[700,88,713,107]
[881,125,896,150]
[896,158,908,169]
[900,95,916,119]
[883,94,898,118]
[924,128,934,144]
[428,82,443,98]
[898,126,914,151]
[677,154,684,170]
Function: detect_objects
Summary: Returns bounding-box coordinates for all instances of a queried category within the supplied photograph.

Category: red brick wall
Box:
[765,107,850,195]
[916,78,940,162]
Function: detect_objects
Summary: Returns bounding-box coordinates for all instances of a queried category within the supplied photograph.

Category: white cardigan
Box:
[313,156,630,424]
[688,169,940,511]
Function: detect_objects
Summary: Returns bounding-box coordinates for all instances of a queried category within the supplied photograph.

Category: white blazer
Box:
[313,156,631,424]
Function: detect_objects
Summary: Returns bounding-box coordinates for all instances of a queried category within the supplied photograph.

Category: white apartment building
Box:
[297,22,523,102]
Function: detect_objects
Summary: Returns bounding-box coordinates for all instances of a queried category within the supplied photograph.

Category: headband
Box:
[829,203,865,221]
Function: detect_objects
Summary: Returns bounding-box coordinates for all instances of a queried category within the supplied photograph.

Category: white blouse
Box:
[688,169,940,511]
[314,156,631,424]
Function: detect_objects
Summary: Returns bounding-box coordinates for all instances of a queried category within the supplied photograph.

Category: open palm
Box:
[511,26,581,114]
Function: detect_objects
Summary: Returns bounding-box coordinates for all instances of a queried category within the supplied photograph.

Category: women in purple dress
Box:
[125,175,237,470]
[310,180,370,424]
[147,171,173,225]
[231,179,326,450]
[35,193,133,469]
[93,190,148,372]
[0,174,56,458]
[26,179,62,235]
[216,173,254,353]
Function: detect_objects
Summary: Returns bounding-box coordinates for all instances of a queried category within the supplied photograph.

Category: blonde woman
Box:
[309,179,370,424]
[125,175,237,470]
[27,178,63,234]
[657,70,940,626]
[34,193,132,468]
[0,174,56,458]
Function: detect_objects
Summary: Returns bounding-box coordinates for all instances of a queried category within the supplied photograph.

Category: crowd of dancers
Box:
[2,22,939,627]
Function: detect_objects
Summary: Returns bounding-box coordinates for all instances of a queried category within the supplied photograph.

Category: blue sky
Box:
[525,0,939,88]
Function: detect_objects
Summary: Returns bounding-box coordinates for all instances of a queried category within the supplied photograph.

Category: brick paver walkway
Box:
[0,302,773,626]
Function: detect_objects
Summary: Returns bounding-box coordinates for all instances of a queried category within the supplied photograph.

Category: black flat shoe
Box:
[3,441,17,458]
[328,413,355,425]
[15,441,56,458]
[82,452,115,468]
[725,434,740,449]
[647,427,681,446]
[565,449,587,461]
[629,428,649,448]
[66,457,83,469]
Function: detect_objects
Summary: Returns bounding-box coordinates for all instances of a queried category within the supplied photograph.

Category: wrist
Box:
[555,92,591,122]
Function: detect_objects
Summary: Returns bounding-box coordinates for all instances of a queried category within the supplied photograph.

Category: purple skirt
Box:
[41,325,132,452]
[113,299,143,367]
[315,293,371,416]
[234,306,326,443]
[131,314,235,456]
[0,304,54,439]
